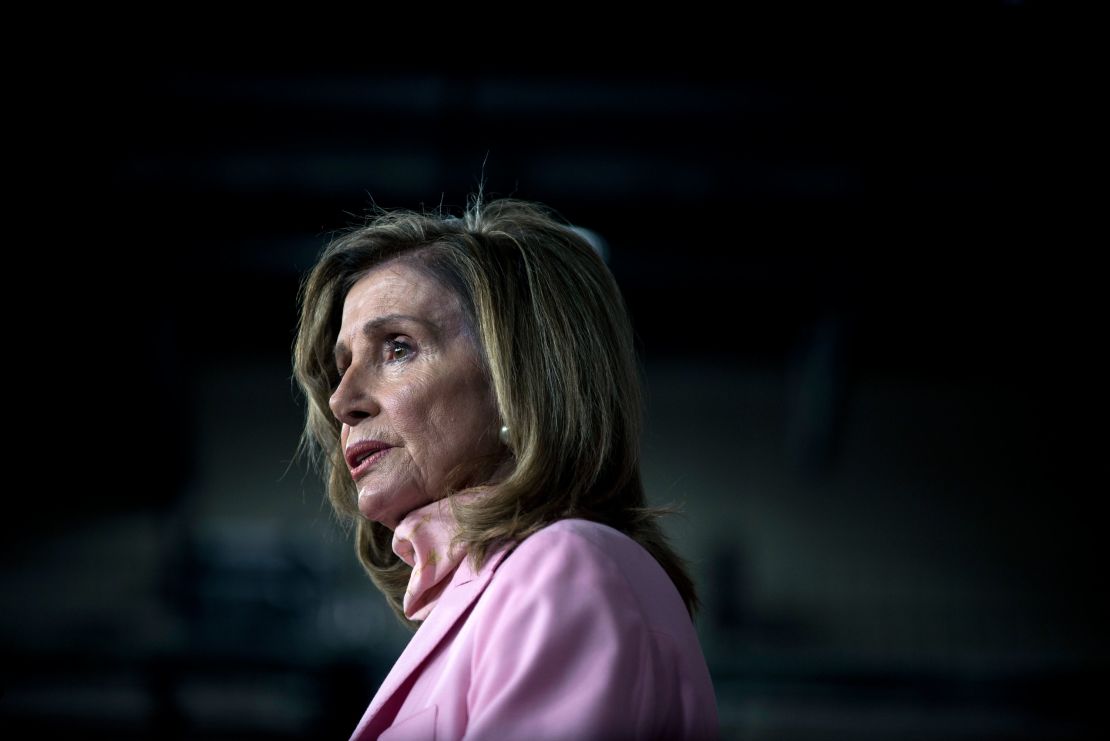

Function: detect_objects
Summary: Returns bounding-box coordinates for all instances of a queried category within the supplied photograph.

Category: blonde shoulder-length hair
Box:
[292,195,698,628]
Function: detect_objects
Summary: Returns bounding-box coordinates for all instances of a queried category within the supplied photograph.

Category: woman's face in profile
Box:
[329,260,500,529]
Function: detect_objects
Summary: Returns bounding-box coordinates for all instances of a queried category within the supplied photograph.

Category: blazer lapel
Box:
[350,545,514,740]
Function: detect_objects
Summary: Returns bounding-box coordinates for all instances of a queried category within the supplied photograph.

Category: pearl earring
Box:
[499,425,510,445]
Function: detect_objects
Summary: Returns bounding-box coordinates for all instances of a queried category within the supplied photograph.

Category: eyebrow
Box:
[333,313,440,361]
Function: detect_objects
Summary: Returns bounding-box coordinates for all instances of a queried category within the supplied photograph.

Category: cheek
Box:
[434,375,497,450]
[384,375,437,442]
[386,373,492,455]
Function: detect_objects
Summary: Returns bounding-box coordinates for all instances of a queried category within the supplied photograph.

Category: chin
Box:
[357,486,430,530]
[356,488,389,524]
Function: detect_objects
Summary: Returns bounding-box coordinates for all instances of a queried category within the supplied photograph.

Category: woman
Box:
[292,196,719,740]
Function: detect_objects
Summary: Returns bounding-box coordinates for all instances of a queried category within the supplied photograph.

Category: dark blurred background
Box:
[4,8,1104,740]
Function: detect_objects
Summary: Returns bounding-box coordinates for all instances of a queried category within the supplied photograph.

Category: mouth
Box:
[345,440,395,479]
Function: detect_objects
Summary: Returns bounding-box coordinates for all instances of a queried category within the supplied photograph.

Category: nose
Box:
[328,365,381,426]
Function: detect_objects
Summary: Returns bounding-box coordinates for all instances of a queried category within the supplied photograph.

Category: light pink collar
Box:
[391,497,470,621]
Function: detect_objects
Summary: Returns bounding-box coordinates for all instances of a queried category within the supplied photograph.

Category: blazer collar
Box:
[350,544,514,740]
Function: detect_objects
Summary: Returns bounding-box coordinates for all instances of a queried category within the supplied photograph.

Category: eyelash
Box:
[334,337,413,383]
[385,338,412,361]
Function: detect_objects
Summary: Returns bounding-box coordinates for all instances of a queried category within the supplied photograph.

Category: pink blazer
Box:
[350,518,719,740]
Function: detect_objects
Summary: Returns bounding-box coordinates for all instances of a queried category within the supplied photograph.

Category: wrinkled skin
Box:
[329,261,500,529]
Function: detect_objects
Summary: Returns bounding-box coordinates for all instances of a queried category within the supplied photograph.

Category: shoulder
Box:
[509,517,640,558]
[484,518,692,634]
[502,518,658,578]
[500,518,650,578]
[463,519,719,739]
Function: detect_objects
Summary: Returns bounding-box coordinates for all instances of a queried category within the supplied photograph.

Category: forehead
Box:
[338,260,462,332]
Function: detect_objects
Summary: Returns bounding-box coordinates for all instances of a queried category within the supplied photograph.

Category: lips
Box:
[344,440,394,479]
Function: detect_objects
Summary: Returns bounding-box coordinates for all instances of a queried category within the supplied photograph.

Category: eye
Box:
[386,338,413,362]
